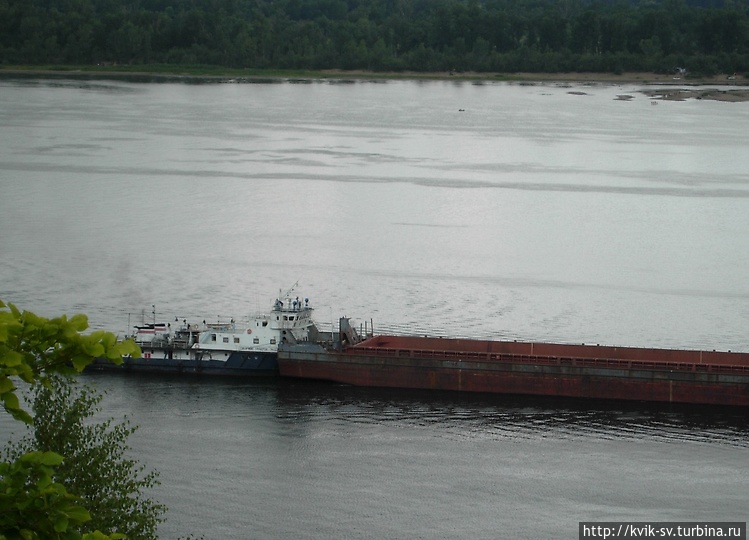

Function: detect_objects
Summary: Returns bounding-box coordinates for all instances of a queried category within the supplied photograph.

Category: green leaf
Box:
[19,450,65,467]
[105,338,141,362]
[72,354,93,372]
[16,363,36,383]
[0,375,15,394]
[100,332,116,349]
[0,389,30,423]
[118,339,141,358]
[54,515,69,532]
[1,349,24,367]
[106,354,124,366]
[64,505,92,523]
[38,451,65,466]
[69,313,89,332]
[88,343,105,358]
[9,407,33,424]
[2,390,21,410]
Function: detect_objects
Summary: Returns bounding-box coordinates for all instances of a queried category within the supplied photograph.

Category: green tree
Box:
[4,0,749,76]
[0,450,113,540]
[0,300,141,540]
[5,378,165,539]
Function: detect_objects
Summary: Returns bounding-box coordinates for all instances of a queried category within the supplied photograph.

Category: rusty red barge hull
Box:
[278,335,749,406]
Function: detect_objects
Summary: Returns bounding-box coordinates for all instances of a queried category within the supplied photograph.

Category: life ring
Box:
[247,329,252,334]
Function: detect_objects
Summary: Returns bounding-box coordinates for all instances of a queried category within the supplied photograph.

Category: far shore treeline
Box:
[2,0,748,77]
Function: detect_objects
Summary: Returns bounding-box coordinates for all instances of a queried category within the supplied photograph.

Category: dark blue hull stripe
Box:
[92,351,279,376]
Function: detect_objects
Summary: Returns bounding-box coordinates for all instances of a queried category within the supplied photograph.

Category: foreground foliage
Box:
[0,300,144,540]
[4,378,165,539]
[0,451,98,540]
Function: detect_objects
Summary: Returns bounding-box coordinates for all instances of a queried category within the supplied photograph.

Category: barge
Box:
[278,319,749,406]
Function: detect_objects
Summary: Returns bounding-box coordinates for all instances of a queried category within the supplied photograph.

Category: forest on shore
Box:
[2,0,748,77]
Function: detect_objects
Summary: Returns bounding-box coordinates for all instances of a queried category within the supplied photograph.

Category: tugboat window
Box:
[223,337,229,343]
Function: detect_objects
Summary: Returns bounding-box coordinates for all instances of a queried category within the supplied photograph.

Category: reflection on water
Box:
[274,380,749,448]
[83,371,749,447]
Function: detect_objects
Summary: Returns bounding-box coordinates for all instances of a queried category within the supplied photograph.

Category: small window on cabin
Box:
[223,337,229,343]
[289,316,294,321]
[211,334,217,342]
[234,337,240,344]
[283,316,288,321]
[262,321,268,327]
[253,338,260,344]
[270,338,277,345]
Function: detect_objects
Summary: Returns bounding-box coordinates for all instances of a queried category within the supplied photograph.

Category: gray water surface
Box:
[1,76,748,538]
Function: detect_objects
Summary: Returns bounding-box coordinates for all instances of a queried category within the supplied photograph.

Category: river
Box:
[1,74,748,538]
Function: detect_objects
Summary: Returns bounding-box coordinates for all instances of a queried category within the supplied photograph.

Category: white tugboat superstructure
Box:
[96,286,319,375]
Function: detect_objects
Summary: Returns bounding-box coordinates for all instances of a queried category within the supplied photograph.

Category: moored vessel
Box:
[93,286,320,375]
[278,318,749,406]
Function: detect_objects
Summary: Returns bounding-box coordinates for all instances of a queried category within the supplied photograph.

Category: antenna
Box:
[281,280,300,299]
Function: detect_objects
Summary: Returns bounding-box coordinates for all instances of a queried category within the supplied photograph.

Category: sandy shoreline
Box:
[511,70,749,101]
[643,88,749,102]
[2,67,748,101]
[340,70,749,101]
[325,69,744,84]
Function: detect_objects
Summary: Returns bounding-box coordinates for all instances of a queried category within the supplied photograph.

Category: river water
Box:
[1,75,748,538]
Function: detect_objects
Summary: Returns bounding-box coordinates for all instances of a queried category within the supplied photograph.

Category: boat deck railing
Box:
[344,346,749,375]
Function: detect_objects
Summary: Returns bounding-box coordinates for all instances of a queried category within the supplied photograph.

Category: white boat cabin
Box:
[196,297,315,353]
[129,289,317,359]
